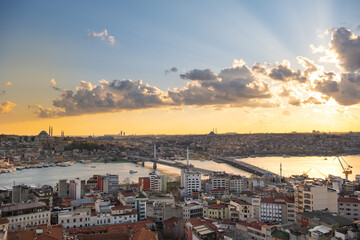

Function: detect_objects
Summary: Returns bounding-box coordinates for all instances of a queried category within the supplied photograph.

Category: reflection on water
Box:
[0,155,359,187]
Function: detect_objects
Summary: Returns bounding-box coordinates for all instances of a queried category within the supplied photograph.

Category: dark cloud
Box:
[268,62,307,83]
[164,67,178,75]
[303,96,322,105]
[330,27,360,71]
[37,65,277,118]
[314,72,360,106]
[297,56,318,76]
[252,62,267,74]
[288,97,301,106]
[180,69,217,81]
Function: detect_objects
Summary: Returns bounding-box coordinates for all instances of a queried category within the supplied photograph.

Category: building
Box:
[0,202,50,230]
[296,211,353,229]
[203,204,229,220]
[260,196,295,224]
[58,206,138,229]
[229,175,247,195]
[236,221,275,240]
[58,179,68,198]
[229,200,252,221]
[138,177,151,191]
[185,218,225,240]
[69,178,85,200]
[149,170,167,192]
[183,202,204,220]
[12,185,29,204]
[181,169,201,196]
[118,190,148,220]
[294,184,337,213]
[146,202,183,223]
[338,196,360,221]
[210,172,230,190]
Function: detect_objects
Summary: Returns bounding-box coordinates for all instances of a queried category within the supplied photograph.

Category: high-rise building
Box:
[12,185,29,204]
[138,177,151,192]
[180,169,201,196]
[149,171,167,192]
[58,179,68,198]
[69,178,85,200]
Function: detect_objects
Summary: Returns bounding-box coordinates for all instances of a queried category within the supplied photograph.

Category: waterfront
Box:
[0,155,359,187]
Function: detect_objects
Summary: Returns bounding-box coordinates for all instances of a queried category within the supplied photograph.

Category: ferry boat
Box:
[129,170,137,174]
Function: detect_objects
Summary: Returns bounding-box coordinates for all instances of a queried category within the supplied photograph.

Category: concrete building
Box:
[260,196,295,224]
[210,172,230,190]
[0,202,50,230]
[69,178,85,200]
[182,201,204,220]
[58,179,68,198]
[12,185,29,204]
[118,190,148,220]
[149,171,167,192]
[181,169,201,196]
[229,200,252,221]
[229,175,247,195]
[338,196,360,221]
[138,177,151,191]
[203,204,229,220]
[146,202,183,223]
[58,205,137,229]
[294,184,338,213]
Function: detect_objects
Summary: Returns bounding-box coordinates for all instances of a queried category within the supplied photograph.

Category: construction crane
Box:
[334,156,352,181]
[302,168,312,176]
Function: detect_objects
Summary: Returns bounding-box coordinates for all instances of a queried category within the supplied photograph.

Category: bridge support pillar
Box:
[142,159,145,167]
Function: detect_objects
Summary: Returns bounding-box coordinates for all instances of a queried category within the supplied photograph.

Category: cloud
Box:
[180,69,217,81]
[329,27,360,71]
[288,97,301,106]
[0,101,16,114]
[88,29,116,45]
[50,78,61,91]
[164,67,178,75]
[268,60,307,83]
[37,64,277,118]
[303,96,322,105]
[0,81,12,86]
[252,62,267,74]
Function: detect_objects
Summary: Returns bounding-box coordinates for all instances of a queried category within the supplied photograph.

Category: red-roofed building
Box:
[138,177,151,192]
[162,216,185,239]
[185,218,224,240]
[236,221,276,240]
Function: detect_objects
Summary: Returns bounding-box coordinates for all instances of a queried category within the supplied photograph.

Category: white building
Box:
[118,190,148,220]
[229,176,247,195]
[149,170,167,192]
[58,206,137,229]
[1,202,50,230]
[69,178,85,200]
[181,169,201,196]
[229,200,252,221]
[182,201,204,220]
[210,172,230,190]
[260,196,295,224]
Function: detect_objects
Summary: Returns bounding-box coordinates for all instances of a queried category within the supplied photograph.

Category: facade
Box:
[338,196,360,221]
[229,175,247,195]
[69,178,85,200]
[58,179,68,198]
[149,170,167,192]
[229,200,252,221]
[118,190,148,220]
[0,202,50,230]
[203,204,229,220]
[146,202,183,223]
[181,169,201,196]
[138,177,151,191]
[58,206,137,229]
[294,184,337,213]
[183,202,204,220]
[210,172,230,190]
[12,185,29,204]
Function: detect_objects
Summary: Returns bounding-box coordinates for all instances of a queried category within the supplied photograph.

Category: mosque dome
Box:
[38,130,49,137]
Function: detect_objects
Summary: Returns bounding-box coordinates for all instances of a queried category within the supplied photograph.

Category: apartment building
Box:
[338,196,360,221]
[260,196,295,224]
[294,184,337,213]
[1,202,50,230]
[229,200,252,221]
[203,204,229,220]
[118,190,148,220]
[181,169,201,196]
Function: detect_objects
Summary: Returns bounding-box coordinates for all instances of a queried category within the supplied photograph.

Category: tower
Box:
[153,143,157,170]
[186,146,189,169]
[280,163,282,179]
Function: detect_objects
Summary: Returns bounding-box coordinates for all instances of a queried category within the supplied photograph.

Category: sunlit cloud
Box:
[50,78,61,91]
[0,101,16,114]
[0,81,12,86]
[87,29,116,45]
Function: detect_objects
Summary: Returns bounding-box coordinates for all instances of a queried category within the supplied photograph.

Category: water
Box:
[0,155,359,187]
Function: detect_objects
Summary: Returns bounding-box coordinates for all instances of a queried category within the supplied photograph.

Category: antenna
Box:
[280,163,282,179]
[154,143,156,159]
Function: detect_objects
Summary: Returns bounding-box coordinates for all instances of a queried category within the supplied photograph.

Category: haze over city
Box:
[1,0,360,135]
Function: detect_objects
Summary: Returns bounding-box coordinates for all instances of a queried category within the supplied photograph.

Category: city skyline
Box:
[1,1,360,135]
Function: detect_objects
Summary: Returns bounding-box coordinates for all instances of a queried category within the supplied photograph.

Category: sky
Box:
[0,0,360,136]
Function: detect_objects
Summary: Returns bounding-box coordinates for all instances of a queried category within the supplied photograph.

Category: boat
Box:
[91,166,96,168]
[129,170,137,174]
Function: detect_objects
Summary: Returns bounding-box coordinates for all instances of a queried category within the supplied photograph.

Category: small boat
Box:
[91,166,96,168]
[129,170,137,174]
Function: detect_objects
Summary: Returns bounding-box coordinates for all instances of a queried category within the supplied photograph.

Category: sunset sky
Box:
[1,0,360,136]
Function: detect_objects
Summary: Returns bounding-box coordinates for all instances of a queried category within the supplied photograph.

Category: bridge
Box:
[127,155,278,177]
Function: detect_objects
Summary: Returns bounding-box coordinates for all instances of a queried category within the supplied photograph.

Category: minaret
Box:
[186,146,189,169]
[280,163,282,179]
[153,143,157,170]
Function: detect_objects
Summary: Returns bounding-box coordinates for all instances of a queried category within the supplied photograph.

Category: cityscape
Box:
[1,1,360,240]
